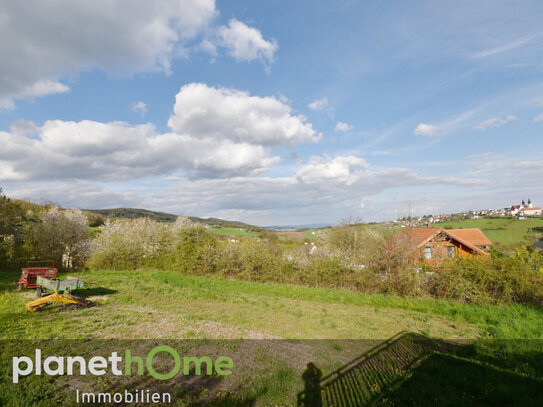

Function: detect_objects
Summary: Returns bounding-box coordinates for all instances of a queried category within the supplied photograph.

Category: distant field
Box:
[210,226,256,237]
[433,217,543,246]
[302,228,324,240]
[275,231,305,242]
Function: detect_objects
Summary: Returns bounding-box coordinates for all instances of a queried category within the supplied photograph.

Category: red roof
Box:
[446,229,493,247]
[395,227,492,256]
[397,227,441,246]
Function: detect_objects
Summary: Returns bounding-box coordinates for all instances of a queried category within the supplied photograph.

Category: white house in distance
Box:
[507,199,542,216]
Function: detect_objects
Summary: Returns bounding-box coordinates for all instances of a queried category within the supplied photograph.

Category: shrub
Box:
[169,226,219,274]
[89,218,169,270]
[87,213,105,227]
[429,259,491,304]
[212,238,285,282]
[83,214,543,306]
[360,228,423,296]
[430,248,543,305]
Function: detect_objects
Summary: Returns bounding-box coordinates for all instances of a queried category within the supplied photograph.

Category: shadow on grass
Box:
[75,286,118,297]
[298,332,543,407]
[0,271,21,292]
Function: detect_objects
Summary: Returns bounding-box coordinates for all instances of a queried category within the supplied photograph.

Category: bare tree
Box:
[362,226,422,296]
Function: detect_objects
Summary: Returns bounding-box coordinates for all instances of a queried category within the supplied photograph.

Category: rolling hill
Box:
[85,207,260,229]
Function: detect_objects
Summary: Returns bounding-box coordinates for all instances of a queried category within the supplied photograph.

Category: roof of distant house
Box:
[446,228,493,247]
[395,227,491,256]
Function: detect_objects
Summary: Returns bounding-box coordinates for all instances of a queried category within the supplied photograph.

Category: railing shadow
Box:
[297,331,439,407]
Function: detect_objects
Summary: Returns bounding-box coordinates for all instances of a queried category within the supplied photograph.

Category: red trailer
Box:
[17,261,58,290]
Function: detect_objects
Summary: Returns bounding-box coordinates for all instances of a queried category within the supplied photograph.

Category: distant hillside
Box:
[85,208,260,229]
[196,217,259,229]
[86,208,177,222]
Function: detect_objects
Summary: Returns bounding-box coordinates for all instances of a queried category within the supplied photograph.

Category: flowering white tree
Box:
[90,218,170,269]
[33,207,90,269]
[169,215,197,235]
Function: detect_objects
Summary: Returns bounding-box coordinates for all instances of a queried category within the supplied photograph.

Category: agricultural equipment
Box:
[17,260,58,290]
[26,291,88,312]
[35,275,85,297]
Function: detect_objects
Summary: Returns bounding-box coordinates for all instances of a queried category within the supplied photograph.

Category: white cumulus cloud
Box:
[0,83,319,181]
[3,156,487,226]
[0,0,217,108]
[413,123,440,137]
[168,83,320,146]
[216,19,278,66]
[296,156,369,185]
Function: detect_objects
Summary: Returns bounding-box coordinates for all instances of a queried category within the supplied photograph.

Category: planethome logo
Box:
[12,345,234,383]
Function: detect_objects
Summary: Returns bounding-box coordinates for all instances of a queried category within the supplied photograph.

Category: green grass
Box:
[1,269,542,406]
[1,269,542,340]
[434,217,543,246]
[210,227,256,237]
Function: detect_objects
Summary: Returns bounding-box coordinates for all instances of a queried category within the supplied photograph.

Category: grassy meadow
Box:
[3,269,543,340]
[1,269,543,405]
[210,227,257,237]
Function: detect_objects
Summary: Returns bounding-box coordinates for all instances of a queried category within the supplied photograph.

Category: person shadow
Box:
[297,362,323,407]
[296,332,543,407]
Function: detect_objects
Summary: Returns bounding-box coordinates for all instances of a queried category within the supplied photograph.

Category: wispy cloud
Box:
[472,36,534,59]
[335,121,353,132]
[475,115,516,130]
[533,112,543,122]
[130,101,147,117]
[308,97,328,110]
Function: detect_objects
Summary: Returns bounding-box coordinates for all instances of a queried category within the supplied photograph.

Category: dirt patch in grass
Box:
[97,306,281,340]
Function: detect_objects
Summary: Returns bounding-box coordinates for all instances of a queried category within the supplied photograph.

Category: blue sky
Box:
[1,0,543,225]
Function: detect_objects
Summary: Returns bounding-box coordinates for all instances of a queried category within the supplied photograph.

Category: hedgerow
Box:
[84,218,543,305]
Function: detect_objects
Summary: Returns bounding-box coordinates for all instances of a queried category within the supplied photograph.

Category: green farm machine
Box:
[17,260,88,312]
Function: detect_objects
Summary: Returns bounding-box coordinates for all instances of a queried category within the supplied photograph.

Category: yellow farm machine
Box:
[25,290,88,312]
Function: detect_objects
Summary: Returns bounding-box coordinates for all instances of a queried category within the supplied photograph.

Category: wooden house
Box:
[395,227,492,267]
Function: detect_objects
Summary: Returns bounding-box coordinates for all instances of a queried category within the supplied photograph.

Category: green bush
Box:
[84,216,543,306]
[169,227,219,274]
[430,247,543,305]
